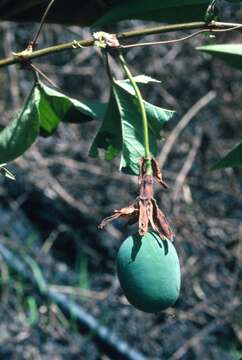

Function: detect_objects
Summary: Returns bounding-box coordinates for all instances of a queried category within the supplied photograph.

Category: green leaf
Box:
[94,0,210,27]
[122,75,161,85]
[37,82,106,136]
[89,75,164,161]
[0,87,40,163]
[115,82,174,174]
[212,141,242,170]
[89,91,122,160]
[119,75,161,93]
[197,44,242,71]
[89,76,174,175]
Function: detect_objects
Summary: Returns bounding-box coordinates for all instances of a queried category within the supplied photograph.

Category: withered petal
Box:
[99,205,138,229]
[151,158,169,189]
[152,199,174,240]
[99,157,174,241]
[139,174,154,199]
[138,200,149,236]
[146,200,168,239]
[146,200,157,230]
[146,200,166,238]
[145,199,153,222]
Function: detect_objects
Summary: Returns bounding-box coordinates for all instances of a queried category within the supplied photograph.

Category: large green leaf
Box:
[94,0,210,27]
[114,83,174,175]
[89,76,174,175]
[0,81,107,163]
[38,82,106,136]
[0,87,40,163]
[197,44,242,71]
[89,76,159,162]
[212,141,242,170]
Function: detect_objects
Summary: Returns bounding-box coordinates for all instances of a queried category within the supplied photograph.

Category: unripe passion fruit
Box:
[117,231,181,313]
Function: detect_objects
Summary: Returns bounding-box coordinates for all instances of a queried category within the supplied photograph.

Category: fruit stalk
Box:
[118,50,152,174]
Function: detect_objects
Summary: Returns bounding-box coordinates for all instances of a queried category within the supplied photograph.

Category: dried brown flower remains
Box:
[99,158,174,241]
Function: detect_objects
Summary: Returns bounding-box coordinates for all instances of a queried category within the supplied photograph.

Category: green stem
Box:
[0,21,241,68]
[118,50,152,173]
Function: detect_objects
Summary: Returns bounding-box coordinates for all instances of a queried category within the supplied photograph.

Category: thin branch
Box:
[0,21,241,69]
[121,29,210,49]
[170,318,222,360]
[121,24,242,49]
[29,148,95,216]
[29,62,58,87]
[172,129,203,202]
[103,51,114,83]
[158,90,217,169]
[32,0,56,47]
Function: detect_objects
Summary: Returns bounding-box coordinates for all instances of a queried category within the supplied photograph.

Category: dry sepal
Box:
[99,158,174,240]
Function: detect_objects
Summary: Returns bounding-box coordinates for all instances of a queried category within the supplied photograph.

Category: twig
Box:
[121,29,208,48]
[32,0,56,47]
[158,90,216,169]
[0,21,241,68]
[170,318,222,360]
[29,62,58,87]
[121,25,242,49]
[172,129,203,202]
[49,284,108,300]
[29,148,95,215]
[41,224,68,253]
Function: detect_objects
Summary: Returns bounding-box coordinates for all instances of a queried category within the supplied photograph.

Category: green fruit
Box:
[116,231,181,313]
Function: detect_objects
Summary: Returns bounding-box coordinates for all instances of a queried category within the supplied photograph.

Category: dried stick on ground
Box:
[170,318,222,360]
[158,90,216,169]
[172,129,203,202]
[20,148,95,216]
